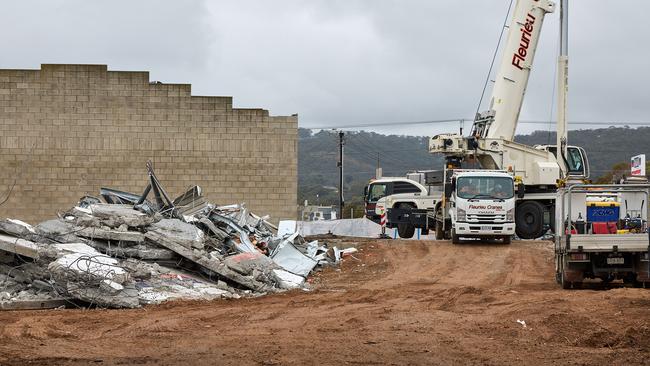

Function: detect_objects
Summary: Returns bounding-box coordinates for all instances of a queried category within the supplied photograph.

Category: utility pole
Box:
[375,151,382,179]
[338,131,345,219]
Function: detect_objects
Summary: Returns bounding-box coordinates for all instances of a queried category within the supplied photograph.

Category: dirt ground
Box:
[1,239,650,366]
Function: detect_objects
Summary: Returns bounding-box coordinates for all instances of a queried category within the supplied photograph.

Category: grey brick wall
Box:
[0,64,297,224]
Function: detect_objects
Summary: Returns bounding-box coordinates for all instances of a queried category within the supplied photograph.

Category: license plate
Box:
[481,226,492,231]
[607,257,625,265]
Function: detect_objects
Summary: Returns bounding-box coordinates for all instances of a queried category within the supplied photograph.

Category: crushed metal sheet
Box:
[271,235,318,277]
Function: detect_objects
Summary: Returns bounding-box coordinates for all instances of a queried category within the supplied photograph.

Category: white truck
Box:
[363,173,441,238]
[555,183,650,288]
[428,0,590,239]
[444,170,518,244]
[367,169,521,243]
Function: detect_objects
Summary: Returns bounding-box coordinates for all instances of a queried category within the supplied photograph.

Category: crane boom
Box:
[477,0,555,140]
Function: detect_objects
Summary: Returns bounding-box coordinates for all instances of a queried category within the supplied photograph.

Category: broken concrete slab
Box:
[47,243,139,308]
[75,226,145,243]
[0,233,42,259]
[49,245,129,284]
[223,251,277,277]
[145,230,271,292]
[89,241,177,261]
[35,219,81,243]
[88,204,158,228]
[0,219,36,239]
[136,268,232,305]
[0,298,73,310]
[66,284,140,308]
[147,219,205,250]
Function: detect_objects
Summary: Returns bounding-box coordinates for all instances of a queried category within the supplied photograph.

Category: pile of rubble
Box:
[0,163,349,309]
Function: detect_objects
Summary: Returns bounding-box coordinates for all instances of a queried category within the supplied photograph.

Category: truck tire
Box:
[398,224,415,239]
[451,229,461,244]
[515,201,545,239]
[548,205,556,234]
[502,235,511,245]
[435,221,444,240]
[560,258,582,289]
[396,203,415,239]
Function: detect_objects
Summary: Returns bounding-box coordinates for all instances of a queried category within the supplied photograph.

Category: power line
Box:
[305,118,466,130]
[303,120,650,130]
[475,0,514,119]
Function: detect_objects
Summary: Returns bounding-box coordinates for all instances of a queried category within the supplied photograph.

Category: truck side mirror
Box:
[363,186,368,199]
[517,183,525,199]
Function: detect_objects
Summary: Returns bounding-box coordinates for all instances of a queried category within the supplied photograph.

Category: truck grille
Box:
[467,214,506,223]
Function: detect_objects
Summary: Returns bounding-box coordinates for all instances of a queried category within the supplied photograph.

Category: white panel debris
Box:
[277,220,297,237]
[271,237,318,277]
[272,269,305,289]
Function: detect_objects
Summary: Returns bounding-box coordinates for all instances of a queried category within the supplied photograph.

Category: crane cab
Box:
[535,145,590,179]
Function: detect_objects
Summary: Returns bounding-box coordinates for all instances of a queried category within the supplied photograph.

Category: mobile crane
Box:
[428,0,589,239]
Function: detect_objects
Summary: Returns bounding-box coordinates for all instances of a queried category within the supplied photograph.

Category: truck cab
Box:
[363,177,428,224]
[447,171,517,244]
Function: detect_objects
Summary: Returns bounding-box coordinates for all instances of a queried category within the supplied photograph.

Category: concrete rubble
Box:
[0,163,342,310]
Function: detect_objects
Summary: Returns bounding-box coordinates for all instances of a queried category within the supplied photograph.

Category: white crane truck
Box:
[367,169,520,243]
[372,0,589,240]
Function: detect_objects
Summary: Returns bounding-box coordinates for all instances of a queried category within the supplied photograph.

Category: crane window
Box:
[566,147,585,174]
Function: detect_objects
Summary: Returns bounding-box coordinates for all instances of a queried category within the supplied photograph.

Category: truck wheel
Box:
[398,224,415,239]
[515,201,545,239]
[548,205,556,234]
[396,203,415,239]
[502,235,511,245]
[451,229,461,244]
[561,270,572,289]
[560,260,582,289]
[435,221,444,240]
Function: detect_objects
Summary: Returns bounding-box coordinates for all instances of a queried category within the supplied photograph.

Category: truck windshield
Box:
[456,176,514,199]
[367,183,388,202]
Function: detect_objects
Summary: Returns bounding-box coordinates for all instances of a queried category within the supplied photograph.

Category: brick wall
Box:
[0,64,297,224]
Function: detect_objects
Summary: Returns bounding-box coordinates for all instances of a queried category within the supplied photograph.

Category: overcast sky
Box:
[1,0,648,136]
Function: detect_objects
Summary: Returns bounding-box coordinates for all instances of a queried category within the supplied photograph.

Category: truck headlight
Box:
[506,208,514,222]
[457,208,466,222]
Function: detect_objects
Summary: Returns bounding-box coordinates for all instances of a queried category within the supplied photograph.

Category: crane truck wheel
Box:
[515,201,545,239]
[435,221,444,240]
[434,205,445,240]
[451,229,461,245]
[396,203,415,239]
[548,205,556,234]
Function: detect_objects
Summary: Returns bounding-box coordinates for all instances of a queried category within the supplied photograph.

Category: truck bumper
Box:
[386,208,430,228]
[454,222,515,236]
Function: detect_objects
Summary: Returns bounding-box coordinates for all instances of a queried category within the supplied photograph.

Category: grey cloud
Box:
[0,1,647,136]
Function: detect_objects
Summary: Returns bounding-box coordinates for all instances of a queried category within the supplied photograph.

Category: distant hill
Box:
[298,126,650,209]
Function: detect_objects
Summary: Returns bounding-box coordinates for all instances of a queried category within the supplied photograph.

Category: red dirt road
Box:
[1,239,650,365]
